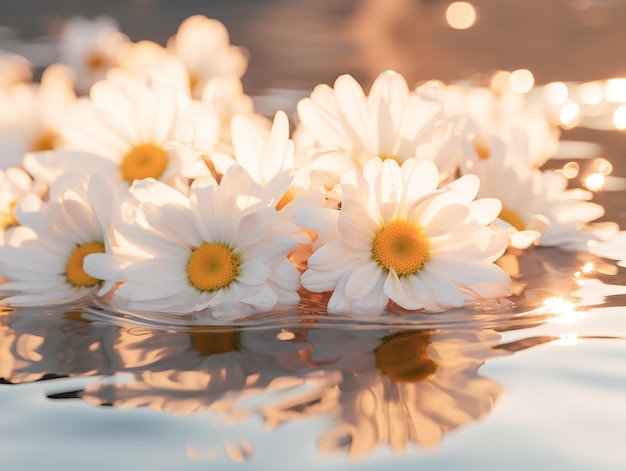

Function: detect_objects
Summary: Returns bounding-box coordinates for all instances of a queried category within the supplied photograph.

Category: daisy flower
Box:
[84,165,300,318]
[296,70,467,184]
[460,131,612,251]
[293,157,510,315]
[0,64,76,169]
[27,73,213,188]
[58,15,130,95]
[166,15,248,98]
[443,84,560,171]
[0,173,114,306]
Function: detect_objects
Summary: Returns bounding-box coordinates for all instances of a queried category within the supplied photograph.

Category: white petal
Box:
[345,261,384,300]
[237,260,271,285]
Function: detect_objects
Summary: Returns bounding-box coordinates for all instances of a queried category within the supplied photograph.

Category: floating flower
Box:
[293,157,510,315]
[26,74,213,188]
[0,64,76,169]
[84,165,300,318]
[166,15,248,98]
[0,174,113,306]
[460,130,613,251]
[443,84,560,170]
[296,70,467,184]
[58,15,130,94]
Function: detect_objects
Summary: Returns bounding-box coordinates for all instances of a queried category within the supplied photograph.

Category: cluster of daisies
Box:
[0,15,616,319]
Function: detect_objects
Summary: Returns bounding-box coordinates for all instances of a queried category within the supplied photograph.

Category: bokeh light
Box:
[445,2,477,30]
[543,82,568,105]
[559,102,581,128]
[585,172,605,191]
[562,161,579,179]
[490,70,511,93]
[612,104,626,130]
[509,69,535,94]
[604,78,626,103]
[579,81,604,105]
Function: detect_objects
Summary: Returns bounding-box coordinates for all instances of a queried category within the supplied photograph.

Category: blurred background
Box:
[2,0,626,94]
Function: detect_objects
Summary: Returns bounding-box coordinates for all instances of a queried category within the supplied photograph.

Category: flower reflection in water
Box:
[1,244,618,463]
[0,308,118,384]
[316,329,504,456]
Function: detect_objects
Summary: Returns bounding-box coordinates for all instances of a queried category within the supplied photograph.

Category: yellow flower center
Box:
[31,130,60,152]
[0,201,18,230]
[474,141,491,160]
[66,242,105,287]
[190,326,241,356]
[499,206,526,231]
[120,144,169,183]
[187,243,240,292]
[87,51,106,70]
[375,331,437,383]
[372,220,430,276]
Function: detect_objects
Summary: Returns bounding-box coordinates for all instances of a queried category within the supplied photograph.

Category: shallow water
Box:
[2,1,626,470]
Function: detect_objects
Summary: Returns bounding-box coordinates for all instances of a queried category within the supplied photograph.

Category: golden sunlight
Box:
[562,161,579,179]
[445,2,477,30]
[559,102,581,128]
[579,81,604,106]
[543,82,568,105]
[509,69,534,94]
[490,70,511,93]
[612,105,626,130]
[585,172,605,191]
[604,78,626,103]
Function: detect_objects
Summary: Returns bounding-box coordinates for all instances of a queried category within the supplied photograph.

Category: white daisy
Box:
[166,15,248,98]
[460,131,612,251]
[84,165,300,318]
[0,64,76,169]
[293,157,510,315]
[58,15,130,94]
[443,84,560,170]
[296,70,467,184]
[27,74,212,188]
[0,173,114,306]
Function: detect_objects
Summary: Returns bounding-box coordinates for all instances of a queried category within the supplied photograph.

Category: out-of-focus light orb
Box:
[445,2,477,29]
[490,70,511,93]
[276,330,296,341]
[543,81,568,105]
[585,172,605,191]
[612,104,626,130]
[562,161,579,179]
[604,78,626,103]
[559,102,581,128]
[579,81,603,105]
[593,158,613,175]
[509,69,535,94]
